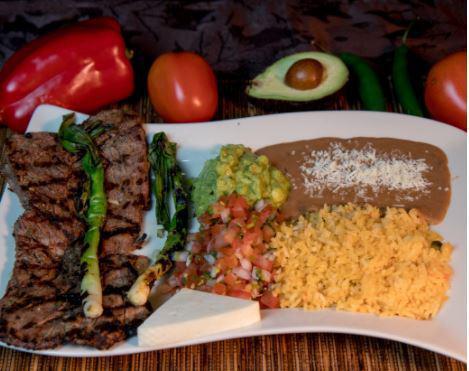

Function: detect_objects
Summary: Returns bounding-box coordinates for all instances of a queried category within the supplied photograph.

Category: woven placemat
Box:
[0,81,465,371]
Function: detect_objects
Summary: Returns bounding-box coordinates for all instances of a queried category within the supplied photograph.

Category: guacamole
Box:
[193,145,290,215]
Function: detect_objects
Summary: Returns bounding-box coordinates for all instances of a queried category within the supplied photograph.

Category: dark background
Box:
[0,0,466,73]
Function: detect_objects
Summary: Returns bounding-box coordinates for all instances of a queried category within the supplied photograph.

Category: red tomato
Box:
[253,255,274,272]
[227,289,252,300]
[224,272,238,286]
[424,51,467,131]
[223,225,240,244]
[212,282,227,295]
[262,225,275,242]
[216,255,238,270]
[240,243,255,258]
[260,292,280,309]
[147,52,218,123]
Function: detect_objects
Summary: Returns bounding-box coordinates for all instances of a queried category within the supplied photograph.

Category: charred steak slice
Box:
[84,109,150,238]
[2,133,84,219]
[64,109,152,349]
[0,110,151,350]
[0,209,84,349]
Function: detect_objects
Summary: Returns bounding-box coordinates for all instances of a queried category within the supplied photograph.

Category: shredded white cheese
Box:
[299,142,432,198]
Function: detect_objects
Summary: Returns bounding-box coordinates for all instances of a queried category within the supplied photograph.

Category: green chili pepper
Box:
[59,113,107,318]
[339,52,387,111]
[392,25,424,116]
[128,132,190,306]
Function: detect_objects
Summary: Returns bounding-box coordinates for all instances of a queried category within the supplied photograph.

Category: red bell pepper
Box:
[0,17,134,133]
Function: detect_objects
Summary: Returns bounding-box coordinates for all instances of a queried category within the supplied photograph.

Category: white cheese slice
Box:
[138,288,261,347]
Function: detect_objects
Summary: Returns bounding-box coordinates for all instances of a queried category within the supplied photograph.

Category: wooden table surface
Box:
[0,1,466,369]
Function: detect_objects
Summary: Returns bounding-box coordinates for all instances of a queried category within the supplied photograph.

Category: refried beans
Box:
[256,137,451,224]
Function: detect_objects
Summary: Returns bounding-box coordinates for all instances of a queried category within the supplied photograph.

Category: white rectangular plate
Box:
[0,104,466,361]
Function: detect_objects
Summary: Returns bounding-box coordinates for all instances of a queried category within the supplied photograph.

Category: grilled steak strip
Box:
[0,110,151,350]
[2,132,84,219]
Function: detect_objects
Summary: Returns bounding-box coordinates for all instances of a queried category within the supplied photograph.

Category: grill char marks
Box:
[3,133,84,219]
[0,208,83,349]
[0,110,151,350]
[84,109,150,254]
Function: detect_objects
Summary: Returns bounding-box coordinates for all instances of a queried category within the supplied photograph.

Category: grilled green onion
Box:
[59,114,106,318]
[128,132,190,306]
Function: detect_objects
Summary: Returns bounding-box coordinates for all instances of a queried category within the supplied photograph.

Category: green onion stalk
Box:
[59,114,107,318]
[127,132,189,306]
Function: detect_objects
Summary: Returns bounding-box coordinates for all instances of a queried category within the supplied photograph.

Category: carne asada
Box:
[0,109,151,350]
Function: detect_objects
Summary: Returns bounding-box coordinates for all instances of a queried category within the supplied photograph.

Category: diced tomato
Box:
[190,241,203,254]
[253,243,267,254]
[212,282,227,295]
[227,289,252,300]
[230,281,248,291]
[262,225,275,242]
[259,205,274,223]
[168,193,280,305]
[253,255,274,272]
[210,223,225,236]
[213,231,229,249]
[228,194,249,209]
[175,261,187,272]
[260,292,280,308]
[243,230,262,246]
[192,254,205,265]
[211,202,226,216]
[199,262,213,273]
[230,217,246,228]
[231,206,247,219]
[232,237,244,250]
[223,225,240,244]
[230,196,249,218]
[198,213,212,226]
[216,255,238,270]
[223,272,237,286]
[218,195,229,205]
[220,245,236,256]
[240,243,254,258]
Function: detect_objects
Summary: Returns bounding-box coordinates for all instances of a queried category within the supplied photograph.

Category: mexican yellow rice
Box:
[272,203,452,319]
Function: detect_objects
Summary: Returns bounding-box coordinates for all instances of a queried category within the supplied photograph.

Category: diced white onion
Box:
[216,274,225,283]
[185,253,193,267]
[220,208,230,223]
[240,258,252,271]
[205,254,216,265]
[261,269,272,282]
[167,275,179,288]
[172,251,189,262]
[207,279,216,286]
[210,266,221,278]
[254,199,267,212]
[233,267,251,281]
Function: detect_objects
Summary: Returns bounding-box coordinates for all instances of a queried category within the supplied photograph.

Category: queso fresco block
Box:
[138,289,261,347]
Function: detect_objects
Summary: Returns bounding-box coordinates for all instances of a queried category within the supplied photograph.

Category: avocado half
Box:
[246,52,349,102]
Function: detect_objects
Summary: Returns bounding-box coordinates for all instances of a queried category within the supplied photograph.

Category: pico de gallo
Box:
[165,194,281,309]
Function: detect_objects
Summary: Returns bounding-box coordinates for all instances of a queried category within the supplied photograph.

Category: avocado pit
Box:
[285,58,324,90]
